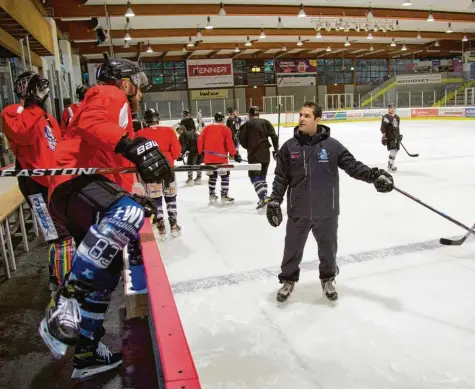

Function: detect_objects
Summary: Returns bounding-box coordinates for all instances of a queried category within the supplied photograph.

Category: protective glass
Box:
[130,71,149,89]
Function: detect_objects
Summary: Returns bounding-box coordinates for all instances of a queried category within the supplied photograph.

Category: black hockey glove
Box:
[130,193,157,218]
[266,199,283,227]
[398,134,403,141]
[381,136,388,146]
[115,136,173,184]
[369,168,394,193]
[234,153,242,163]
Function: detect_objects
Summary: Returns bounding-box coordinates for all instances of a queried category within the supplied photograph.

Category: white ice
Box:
[158,120,475,389]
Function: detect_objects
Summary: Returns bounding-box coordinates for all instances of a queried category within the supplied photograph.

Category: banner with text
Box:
[411,108,439,117]
[276,59,317,74]
[187,59,234,89]
[190,89,229,100]
[396,74,442,85]
[277,76,316,87]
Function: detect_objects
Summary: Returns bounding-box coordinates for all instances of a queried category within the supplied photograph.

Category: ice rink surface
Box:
[158,120,475,389]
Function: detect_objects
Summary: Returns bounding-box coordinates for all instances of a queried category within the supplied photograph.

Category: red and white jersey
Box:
[198,123,236,164]
[60,102,81,136]
[136,125,181,167]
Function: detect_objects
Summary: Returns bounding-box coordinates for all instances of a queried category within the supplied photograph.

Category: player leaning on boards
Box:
[381,103,403,172]
[39,57,172,380]
[266,102,395,303]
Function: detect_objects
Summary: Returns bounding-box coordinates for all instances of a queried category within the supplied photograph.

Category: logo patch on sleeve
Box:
[290,152,301,159]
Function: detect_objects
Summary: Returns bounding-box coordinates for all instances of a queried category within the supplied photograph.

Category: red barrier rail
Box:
[139,219,202,389]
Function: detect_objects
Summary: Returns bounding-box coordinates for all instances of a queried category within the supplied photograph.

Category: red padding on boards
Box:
[140,219,202,389]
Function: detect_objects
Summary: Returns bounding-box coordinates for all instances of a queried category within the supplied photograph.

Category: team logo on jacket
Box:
[318,149,329,163]
[44,125,58,151]
[290,151,300,159]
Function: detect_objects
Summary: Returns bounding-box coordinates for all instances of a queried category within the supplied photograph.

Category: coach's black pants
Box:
[278,216,339,283]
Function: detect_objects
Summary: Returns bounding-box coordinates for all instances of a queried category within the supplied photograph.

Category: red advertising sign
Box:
[187,63,232,77]
[411,108,438,118]
[186,59,234,89]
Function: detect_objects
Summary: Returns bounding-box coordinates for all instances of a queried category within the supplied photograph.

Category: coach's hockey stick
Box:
[0,163,262,178]
[400,142,419,157]
[392,185,475,238]
[439,222,475,246]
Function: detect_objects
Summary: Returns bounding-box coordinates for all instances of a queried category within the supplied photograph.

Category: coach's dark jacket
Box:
[271,125,374,218]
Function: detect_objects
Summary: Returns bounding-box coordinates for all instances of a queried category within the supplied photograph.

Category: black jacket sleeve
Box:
[380,115,390,136]
[239,122,249,149]
[179,132,187,153]
[264,119,279,151]
[226,117,233,130]
[337,144,373,183]
[270,142,290,203]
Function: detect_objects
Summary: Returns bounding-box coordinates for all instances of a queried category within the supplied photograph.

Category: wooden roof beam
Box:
[0,27,42,67]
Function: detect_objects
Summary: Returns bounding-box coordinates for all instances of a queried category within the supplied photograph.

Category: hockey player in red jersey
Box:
[197,112,241,205]
[136,108,182,239]
[1,71,74,290]
[39,57,172,380]
[60,85,88,136]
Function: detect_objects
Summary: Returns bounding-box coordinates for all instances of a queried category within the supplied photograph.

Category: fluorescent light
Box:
[446,23,453,33]
[60,17,92,21]
[259,29,266,39]
[205,16,213,30]
[124,31,132,41]
[125,1,135,17]
[316,31,322,39]
[219,2,226,16]
[298,3,306,17]
[427,10,435,22]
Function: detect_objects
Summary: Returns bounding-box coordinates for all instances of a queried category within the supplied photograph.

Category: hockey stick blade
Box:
[401,142,419,158]
[439,222,475,246]
[0,164,262,178]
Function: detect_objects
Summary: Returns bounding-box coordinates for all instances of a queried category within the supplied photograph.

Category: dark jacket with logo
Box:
[380,114,400,141]
[239,118,278,163]
[271,125,373,218]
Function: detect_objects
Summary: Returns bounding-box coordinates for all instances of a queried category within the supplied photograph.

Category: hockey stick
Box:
[400,142,419,158]
[277,102,282,144]
[393,185,475,238]
[439,222,475,246]
[0,164,262,178]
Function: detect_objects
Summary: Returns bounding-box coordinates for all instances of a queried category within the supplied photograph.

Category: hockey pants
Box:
[248,162,269,200]
[49,176,145,340]
[17,167,73,286]
[208,170,230,196]
[186,152,202,180]
[145,179,178,220]
[278,216,339,283]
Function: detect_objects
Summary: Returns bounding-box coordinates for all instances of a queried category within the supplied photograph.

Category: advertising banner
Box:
[322,111,347,121]
[411,108,439,117]
[396,74,442,85]
[438,107,465,117]
[277,76,316,87]
[465,108,475,117]
[187,59,234,89]
[275,59,317,74]
[190,89,229,100]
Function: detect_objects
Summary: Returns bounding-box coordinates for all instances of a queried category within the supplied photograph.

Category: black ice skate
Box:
[321,279,338,301]
[221,194,234,205]
[256,197,269,213]
[71,341,123,380]
[38,288,81,360]
[276,280,295,302]
[186,177,194,186]
[155,218,167,241]
[169,217,182,238]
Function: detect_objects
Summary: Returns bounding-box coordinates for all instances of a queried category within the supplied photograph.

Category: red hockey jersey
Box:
[1,103,61,187]
[197,124,236,164]
[60,102,81,136]
[49,85,135,198]
[136,125,181,167]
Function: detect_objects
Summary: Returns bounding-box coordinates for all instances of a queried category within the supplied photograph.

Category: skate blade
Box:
[158,233,167,242]
[71,360,123,380]
[38,319,69,360]
[171,229,181,238]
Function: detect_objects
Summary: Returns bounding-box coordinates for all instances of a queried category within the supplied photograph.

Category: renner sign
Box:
[187,59,234,89]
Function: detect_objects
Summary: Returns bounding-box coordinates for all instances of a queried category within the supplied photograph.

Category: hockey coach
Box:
[266,101,395,303]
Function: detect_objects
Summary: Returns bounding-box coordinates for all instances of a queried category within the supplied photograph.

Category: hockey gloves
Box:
[115,136,173,184]
[234,153,242,163]
[131,193,157,218]
[369,168,394,193]
[381,136,388,146]
[398,134,403,141]
[266,199,283,227]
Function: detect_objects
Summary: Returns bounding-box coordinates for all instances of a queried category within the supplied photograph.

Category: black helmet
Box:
[214,112,225,122]
[248,106,260,116]
[183,110,190,116]
[13,71,49,100]
[144,108,160,124]
[76,85,88,101]
[96,57,148,89]
[227,107,235,115]
[388,103,396,108]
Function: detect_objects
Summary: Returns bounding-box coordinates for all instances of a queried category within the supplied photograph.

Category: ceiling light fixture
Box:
[277,17,284,29]
[259,28,266,39]
[434,40,440,47]
[367,32,374,39]
[187,37,194,47]
[402,43,407,51]
[446,23,453,33]
[463,34,468,42]
[245,36,252,46]
[196,27,202,38]
[427,10,435,22]
[417,31,422,40]
[367,6,374,19]
[282,44,287,51]
[218,2,226,16]
[390,38,396,47]
[326,46,332,52]
[297,36,303,46]
[316,31,322,38]
[370,45,374,51]
[146,42,153,53]
[401,0,412,5]
[124,40,130,49]
[205,16,214,30]
[470,0,475,9]
[234,45,240,53]
[344,37,351,46]
[124,30,131,41]
[125,1,135,17]
[298,3,306,17]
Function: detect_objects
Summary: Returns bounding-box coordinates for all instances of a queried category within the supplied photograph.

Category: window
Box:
[355,59,388,85]
[317,59,352,85]
[141,61,187,91]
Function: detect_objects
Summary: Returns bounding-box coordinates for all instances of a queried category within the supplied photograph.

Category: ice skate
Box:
[209,193,219,205]
[185,177,194,186]
[71,341,123,380]
[276,280,295,302]
[193,176,202,185]
[387,162,397,172]
[221,194,234,205]
[321,279,338,301]
[256,197,269,213]
[169,217,182,238]
[155,218,167,241]
[39,289,81,359]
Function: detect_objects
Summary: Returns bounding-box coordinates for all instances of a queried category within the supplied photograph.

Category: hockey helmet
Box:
[214,112,225,122]
[96,56,148,89]
[76,85,88,101]
[227,107,236,115]
[13,71,49,100]
[144,108,160,124]
[248,106,260,116]
[183,110,191,116]
[388,103,396,108]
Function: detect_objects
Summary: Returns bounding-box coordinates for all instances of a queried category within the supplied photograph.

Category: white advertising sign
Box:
[396,74,442,85]
[438,107,465,117]
[277,76,316,87]
[186,59,234,89]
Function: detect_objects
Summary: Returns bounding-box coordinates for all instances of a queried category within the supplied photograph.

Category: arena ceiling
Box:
[44,0,475,61]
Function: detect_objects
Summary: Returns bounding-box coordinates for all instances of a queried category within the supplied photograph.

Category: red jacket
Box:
[60,102,81,136]
[1,103,62,187]
[197,124,236,164]
[49,85,135,199]
[136,125,181,167]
